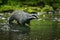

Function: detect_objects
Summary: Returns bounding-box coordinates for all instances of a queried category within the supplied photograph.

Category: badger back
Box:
[12,10,29,21]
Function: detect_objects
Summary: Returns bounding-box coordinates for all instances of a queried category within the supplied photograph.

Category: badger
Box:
[9,10,38,26]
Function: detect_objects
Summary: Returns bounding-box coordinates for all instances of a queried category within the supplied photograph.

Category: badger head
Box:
[28,14,39,20]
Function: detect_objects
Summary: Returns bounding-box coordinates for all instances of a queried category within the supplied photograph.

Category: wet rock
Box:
[0,23,10,31]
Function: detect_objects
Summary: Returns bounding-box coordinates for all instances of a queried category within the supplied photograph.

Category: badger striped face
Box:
[28,14,39,20]
[31,14,38,19]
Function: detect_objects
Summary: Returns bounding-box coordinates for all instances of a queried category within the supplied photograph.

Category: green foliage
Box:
[0,0,60,12]
[0,5,41,13]
[41,5,53,12]
[0,0,2,3]
[7,0,22,6]
[0,5,22,12]
[23,7,41,13]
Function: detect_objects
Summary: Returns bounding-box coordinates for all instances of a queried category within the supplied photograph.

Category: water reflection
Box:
[0,23,30,40]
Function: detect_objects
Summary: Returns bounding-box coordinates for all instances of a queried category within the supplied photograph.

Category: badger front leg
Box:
[26,21,30,26]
